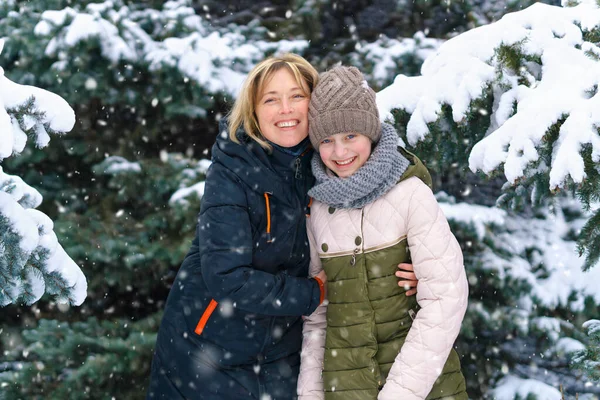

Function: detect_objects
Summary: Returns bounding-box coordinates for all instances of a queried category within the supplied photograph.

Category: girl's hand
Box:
[396,263,417,296]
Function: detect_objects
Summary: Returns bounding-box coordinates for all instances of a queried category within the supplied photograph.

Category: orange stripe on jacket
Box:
[194,299,218,335]
[264,193,273,243]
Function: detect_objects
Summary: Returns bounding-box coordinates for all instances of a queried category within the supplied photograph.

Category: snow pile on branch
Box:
[442,197,599,393]
[492,375,562,400]
[33,0,308,97]
[0,39,86,306]
[441,198,600,309]
[352,32,443,87]
[377,0,600,189]
[0,45,75,159]
[439,201,506,240]
[168,157,211,207]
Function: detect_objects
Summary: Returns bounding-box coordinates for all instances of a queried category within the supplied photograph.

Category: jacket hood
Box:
[398,147,433,189]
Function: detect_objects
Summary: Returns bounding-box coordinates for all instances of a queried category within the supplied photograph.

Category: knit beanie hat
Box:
[308,66,380,149]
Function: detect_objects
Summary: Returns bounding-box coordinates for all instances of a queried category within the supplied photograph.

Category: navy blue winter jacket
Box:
[154,124,322,369]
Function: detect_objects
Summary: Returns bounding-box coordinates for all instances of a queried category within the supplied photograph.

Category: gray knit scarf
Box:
[309,123,410,209]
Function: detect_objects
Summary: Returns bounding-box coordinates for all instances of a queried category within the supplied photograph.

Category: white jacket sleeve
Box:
[378,179,469,400]
[297,222,327,400]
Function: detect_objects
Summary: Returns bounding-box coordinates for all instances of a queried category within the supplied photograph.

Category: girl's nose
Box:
[333,141,347,157]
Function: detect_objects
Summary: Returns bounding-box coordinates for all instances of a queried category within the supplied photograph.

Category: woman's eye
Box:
[293,94,305,99]
[264,98,275,104]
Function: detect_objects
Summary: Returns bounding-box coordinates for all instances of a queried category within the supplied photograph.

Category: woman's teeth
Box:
[277,121,298,127]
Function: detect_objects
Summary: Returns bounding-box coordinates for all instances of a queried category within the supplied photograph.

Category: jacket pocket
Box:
[194,299,218,335]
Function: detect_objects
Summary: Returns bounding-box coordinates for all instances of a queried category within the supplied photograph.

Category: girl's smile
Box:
[318,133,372,177]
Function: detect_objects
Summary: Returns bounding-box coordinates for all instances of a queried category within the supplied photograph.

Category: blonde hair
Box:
[228,53,319,150]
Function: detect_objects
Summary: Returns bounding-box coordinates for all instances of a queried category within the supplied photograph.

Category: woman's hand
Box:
[395,263,417,296]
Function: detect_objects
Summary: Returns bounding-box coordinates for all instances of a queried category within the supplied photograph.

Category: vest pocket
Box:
[194,299,218,335]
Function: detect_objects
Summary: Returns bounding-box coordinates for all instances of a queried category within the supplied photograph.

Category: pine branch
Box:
[577,209,600,271]
[572,320,600,382]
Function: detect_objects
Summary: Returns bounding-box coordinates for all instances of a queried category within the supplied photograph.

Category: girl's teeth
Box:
[336,157,355,165]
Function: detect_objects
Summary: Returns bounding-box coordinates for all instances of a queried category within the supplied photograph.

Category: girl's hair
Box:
[228,53,319,150]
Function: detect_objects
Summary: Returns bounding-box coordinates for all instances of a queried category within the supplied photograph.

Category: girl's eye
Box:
[321,139,331,144]
[346,134,356,140]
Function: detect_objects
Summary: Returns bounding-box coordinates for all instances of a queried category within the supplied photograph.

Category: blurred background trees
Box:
[3,0,599,399]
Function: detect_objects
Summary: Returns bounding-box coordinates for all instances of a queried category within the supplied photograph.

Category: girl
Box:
[297,66,469,400]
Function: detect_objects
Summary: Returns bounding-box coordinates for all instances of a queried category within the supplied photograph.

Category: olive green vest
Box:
[320,149,468,400]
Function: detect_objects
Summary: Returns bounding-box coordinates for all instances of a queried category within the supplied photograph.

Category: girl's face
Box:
[318,133,372,178]
[255,68,310,147]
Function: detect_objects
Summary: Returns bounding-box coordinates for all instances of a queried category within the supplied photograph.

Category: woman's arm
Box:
[379,179,469,400]
[196,162,323,317]
[297,222,327,400]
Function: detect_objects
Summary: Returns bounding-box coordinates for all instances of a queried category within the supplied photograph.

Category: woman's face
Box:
[255,68,310,147]
[318,133,372,178]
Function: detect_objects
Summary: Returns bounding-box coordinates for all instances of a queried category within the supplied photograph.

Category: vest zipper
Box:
[360,208,383,389]
[350,248,360,266]
[352,208,364,266]
[408,308,417,320]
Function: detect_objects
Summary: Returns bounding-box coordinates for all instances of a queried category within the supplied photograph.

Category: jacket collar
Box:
[212,120,313,194]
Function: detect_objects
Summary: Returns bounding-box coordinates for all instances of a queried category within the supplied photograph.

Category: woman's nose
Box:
[279,99,293,114]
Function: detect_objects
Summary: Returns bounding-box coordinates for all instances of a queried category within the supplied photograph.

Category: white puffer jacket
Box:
[297,176,469,400]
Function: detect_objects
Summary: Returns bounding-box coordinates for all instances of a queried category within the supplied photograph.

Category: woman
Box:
[147,54,417,400]
[297,66,468,399]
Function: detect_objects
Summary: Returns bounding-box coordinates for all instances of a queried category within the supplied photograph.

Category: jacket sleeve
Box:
[197,162,322,317]
[378,179,469,400]
[297,221,327,400]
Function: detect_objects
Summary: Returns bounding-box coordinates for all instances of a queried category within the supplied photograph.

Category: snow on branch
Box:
[0,43,75,160]
[351,32,443,88]
[377,0,600,190]
[441,197,600,310]
[571,318,600,382]
[0,39,86,306]
[33,0,308,97]
[0,166,42,209]
[492,375,562,400]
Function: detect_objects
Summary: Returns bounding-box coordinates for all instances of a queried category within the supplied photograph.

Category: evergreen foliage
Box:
[0,38,86,307]
[379,1,600,396]
[0,314,160,399]
[379,0,600,270]
[55,152,207,315]
[438,196,599,397]
[572,319,600,381]
[1,0,599,398]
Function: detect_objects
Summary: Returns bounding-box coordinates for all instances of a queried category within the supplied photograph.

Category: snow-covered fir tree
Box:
[0,38,86,307]
[378,0,600,269]
[379,0,600,397]
[0,0,599,398]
